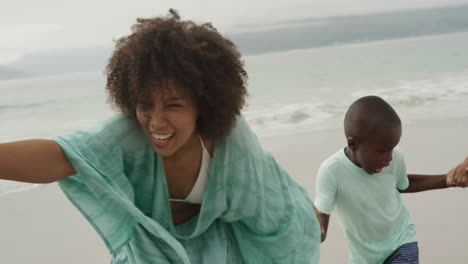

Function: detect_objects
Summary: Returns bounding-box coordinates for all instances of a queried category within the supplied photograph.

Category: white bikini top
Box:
[169,136,211,204]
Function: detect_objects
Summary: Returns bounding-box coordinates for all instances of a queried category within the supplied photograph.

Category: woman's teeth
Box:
[151,133,174,141]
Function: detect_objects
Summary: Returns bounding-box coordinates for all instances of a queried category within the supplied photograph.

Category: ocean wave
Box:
[352,72,468,108]
[0,181,38,196]
[244,102,338,136]
[0,100,55,111]
[244,71,468,137]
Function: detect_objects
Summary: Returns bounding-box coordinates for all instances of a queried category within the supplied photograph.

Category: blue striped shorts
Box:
[383,242,419,264]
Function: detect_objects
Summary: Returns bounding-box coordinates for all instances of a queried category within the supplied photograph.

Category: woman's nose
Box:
[148,109,168,129]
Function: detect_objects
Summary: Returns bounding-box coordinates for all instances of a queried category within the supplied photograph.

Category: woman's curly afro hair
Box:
[106,9,248,142]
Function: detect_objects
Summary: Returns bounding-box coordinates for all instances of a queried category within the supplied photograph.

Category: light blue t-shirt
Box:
[314,148,417,264]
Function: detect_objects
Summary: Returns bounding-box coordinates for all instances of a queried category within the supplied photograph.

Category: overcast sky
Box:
[2,0,468,64]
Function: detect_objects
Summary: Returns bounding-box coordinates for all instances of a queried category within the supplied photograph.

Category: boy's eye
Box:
[377,149,392,154]
[167,102,184,108]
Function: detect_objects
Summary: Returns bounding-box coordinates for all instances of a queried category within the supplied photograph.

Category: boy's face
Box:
[348,125,402,175]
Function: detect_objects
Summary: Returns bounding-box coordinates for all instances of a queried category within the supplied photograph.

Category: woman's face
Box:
[136,83,199,160]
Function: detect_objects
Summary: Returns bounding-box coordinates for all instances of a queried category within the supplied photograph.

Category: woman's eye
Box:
[136,104,152,113]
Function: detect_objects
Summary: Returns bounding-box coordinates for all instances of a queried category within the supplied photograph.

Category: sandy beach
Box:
[0,184,109,263]
[0,117,467,263]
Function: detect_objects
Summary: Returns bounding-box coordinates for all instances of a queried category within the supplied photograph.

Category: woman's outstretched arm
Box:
[0,139,75,183]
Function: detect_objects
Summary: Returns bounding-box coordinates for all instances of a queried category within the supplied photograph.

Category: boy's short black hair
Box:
[344,95,401,140]
[106,9,248,142]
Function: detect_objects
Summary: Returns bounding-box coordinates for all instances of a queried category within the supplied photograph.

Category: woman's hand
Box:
[446,156,468,188]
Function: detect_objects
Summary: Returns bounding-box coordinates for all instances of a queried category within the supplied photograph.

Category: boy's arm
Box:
[0,140,76,183]
[399,156,468,193]
[398,174,448,193]
[317,210,331,243]
[314,162,338,243]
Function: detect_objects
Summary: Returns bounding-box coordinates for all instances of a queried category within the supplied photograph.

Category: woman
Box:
[0,9,320,263]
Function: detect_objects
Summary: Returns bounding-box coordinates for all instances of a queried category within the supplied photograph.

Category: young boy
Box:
[314,95,468,264]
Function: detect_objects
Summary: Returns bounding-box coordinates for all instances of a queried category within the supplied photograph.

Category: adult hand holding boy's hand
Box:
[446,156,468,188]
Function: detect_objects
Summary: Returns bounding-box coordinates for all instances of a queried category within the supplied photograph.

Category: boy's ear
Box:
[347,136,358,151]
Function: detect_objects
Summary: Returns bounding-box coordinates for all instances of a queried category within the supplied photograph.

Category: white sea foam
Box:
[352,71,468,121]
[0,181,39,196]
[244,101,338,137]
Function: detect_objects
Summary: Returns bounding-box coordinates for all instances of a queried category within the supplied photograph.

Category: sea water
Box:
[1,31,468,194]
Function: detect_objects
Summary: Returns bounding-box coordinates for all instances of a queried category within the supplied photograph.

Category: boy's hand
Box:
[446,168,455,187]
[447,157,468,188]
